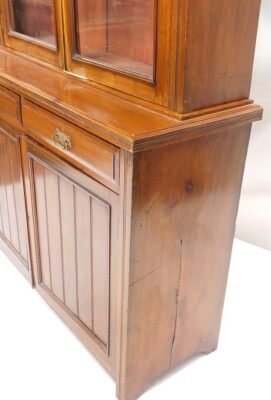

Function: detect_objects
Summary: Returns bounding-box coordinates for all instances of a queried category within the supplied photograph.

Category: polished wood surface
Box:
[0,1,263,399]
[0,0,64,67]
[117,124,252,399]
[1,0,261,111]
[22,100,120,191]
[21,137,119,375]
[32,158,110,345]
[0,22,3,44]
[0,120,30,281]
[179,0,261,113]
[0,85,21,127]
[0,50,263,151]
[62,0,178,106]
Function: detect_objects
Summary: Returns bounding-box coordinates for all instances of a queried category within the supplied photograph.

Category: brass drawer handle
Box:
[52,129,72,150]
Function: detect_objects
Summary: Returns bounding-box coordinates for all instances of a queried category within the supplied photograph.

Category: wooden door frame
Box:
[0,0,64,67]
[62,0,180,108]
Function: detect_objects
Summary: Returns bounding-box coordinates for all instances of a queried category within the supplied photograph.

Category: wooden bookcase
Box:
[0,1,263,399]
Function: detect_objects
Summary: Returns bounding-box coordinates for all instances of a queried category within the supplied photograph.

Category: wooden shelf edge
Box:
[130,104,263,152]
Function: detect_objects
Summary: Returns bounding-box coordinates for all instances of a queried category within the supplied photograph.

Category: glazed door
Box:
[62,0,177,107]
[0,122,30,280]
[21,137,119,374]
[0,0,64,67]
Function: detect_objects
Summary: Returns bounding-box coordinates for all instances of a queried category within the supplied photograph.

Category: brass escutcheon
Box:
[52,129,72,150]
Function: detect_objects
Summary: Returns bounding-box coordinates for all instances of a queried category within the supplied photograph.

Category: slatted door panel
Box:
[30,154,111,350]
[0,125,29,274]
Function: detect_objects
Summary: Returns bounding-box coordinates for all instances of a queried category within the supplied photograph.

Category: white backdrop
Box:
[236,0,271,250]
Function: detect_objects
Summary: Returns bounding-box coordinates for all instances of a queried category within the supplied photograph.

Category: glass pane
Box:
[74,0,155,79]
[8,0,57,46]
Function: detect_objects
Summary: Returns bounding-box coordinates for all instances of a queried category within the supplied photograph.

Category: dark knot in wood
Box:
[185,180,194,193]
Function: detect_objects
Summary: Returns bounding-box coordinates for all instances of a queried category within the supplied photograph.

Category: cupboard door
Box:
[0,122,30,281]
[0,0,64,67]
[73,0,155,80]
[21,137,119,374]
[62,0,177,107]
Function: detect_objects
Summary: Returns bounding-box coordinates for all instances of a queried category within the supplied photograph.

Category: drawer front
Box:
[0,86,21,126]
[22,100,120,191]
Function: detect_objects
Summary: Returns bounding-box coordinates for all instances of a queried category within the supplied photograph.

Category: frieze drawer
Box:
[0,85,22,127]
[22,100,120,191]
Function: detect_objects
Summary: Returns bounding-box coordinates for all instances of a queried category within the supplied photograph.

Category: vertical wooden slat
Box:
[0,132,11,241]
[59,176,77,315]
[0,132,4,234]
[3,135,20,251]
[8,137,21,254]
[75,186,93,331]
[44,167,64,301]
[10,138,28,262]
[92,198,110,345]
[0,189,3,234]
[33,161,51,289]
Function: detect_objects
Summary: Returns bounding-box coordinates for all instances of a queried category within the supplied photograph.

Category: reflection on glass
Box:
[9,0,57,46]
[74,0,155,79]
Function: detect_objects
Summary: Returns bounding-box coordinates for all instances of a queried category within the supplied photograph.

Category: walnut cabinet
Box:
[0,1,263,399]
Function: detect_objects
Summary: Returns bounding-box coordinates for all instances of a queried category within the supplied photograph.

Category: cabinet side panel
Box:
[180,0,261,113]
[121,124,251,399]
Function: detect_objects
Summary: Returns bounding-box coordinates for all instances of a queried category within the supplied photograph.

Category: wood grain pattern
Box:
[9,133,28,261]
[32,160,52,289]
[91,197,110,345]
[179,0,261,113]
[44,167,64,301]
[1,0,261,115]
[75,186,93,331]
[0,1,263,399]
[0,184,3,233]
[0,85,22,127]
[21,137,119,375]
[0,0,64,67]
[0,120,30,280]
[59,177,77,314]
[62,0,177,106]
[0,50,262,152]
[0,130,11,242]
[22,100,120,191]
[3,133,20,251]
[32,157,111,345]
[0,18,3,44]
[117,124,252,399]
